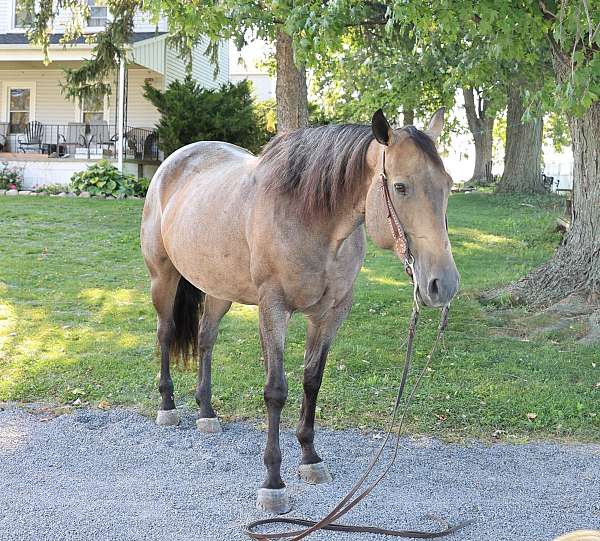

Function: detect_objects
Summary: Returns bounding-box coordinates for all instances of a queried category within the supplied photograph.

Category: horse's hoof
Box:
[155,409,180,426]
[256,488,291,515]
[196,417,222,433]
[298,462,333,485]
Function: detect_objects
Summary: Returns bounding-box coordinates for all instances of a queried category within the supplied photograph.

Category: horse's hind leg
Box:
[195,295,231,433]
[297,291,353,484]
[150,263,182,426]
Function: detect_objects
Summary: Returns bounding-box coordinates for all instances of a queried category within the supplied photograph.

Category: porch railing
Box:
[0,122,160,162]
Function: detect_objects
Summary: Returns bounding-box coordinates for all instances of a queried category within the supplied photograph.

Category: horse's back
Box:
[150,141,255,207]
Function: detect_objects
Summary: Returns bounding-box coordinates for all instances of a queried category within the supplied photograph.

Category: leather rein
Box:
[244,151,473,541]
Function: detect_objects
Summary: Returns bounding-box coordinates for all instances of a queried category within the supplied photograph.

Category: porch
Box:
[0,123,160,189]
[0,33,167,188]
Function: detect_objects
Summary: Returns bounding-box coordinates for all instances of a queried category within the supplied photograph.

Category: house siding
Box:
[121,69,163,128]
[165,38,229,88]
[0,68,163,129]
[0,0,167,33]
[0,0,9,33]
[131,37,166,75]
[0,69,73,124]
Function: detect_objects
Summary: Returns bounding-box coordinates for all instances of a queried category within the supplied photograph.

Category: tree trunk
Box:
[496,82,544,193]
[502,52,600,307]
[463,87,494,184]
[275,30,308,133]
[403,108,415,126]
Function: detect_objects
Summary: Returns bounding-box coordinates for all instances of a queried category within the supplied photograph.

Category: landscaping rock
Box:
[106,195,115,200]
[57,192,67,197]
[6,190,18,196]
[0,190,5,196]
[29,192,38,196]
[66,192,76,198]
[37,192,48,197]
[79,191,91,198]
[92,195,106,200]
[18,190,32,196]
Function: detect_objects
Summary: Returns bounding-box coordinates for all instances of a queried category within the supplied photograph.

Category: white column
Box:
[117,56,125,173]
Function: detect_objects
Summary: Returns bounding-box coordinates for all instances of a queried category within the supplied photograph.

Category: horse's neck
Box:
[325,172,373,254]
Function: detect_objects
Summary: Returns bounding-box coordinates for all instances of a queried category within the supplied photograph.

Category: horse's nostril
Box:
[428,278,440,298]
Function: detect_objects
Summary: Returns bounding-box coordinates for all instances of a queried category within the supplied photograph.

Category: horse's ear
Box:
[426,107,445,142]
[371,109,392,146]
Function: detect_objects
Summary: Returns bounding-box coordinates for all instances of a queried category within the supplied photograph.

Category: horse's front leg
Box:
[256,296,292,514]
[297,292,353,484]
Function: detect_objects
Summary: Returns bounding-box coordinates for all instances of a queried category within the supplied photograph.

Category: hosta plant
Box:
[70,160,135,197]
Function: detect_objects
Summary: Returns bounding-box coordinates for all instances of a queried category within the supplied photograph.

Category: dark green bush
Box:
[144,77,269,156]
[133,176,150,197]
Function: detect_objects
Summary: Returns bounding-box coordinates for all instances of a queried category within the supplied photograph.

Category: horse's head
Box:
[365,108,459,307]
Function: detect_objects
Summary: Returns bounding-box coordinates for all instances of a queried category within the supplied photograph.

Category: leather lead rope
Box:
[244,306,473,540]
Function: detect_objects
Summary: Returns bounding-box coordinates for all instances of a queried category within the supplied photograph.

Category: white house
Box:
[229,39,275,102]
[0,0,229,188]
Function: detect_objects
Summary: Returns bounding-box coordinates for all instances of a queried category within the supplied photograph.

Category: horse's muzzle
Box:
[418,267,460,308]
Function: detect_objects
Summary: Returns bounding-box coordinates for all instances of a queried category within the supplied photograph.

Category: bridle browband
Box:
[243,149,472,541]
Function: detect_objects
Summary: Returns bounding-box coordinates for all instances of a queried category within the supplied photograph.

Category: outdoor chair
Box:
[94,122,121,156]
[142,131,159,161]
[0,122,8,152]
[125,130,142,159]
[18,121,44,153]
[59,123,95,157]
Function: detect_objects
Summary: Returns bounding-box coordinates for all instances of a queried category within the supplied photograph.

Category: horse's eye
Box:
[394,182,407,194]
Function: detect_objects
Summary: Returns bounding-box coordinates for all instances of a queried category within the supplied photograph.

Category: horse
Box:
[140,108,459,514]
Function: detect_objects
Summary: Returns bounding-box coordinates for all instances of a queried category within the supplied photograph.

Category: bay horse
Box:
[140,108,459,513]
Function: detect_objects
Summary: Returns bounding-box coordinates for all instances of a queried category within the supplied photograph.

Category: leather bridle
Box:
[243,151,472,541]
[380,149,414,277]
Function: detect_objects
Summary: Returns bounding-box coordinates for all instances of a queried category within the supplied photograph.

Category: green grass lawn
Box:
[1,193,598,441]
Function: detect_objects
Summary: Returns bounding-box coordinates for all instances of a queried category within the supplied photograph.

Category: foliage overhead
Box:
[386,0,600,117]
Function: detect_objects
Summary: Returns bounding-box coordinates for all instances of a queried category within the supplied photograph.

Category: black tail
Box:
[171,277,204,366]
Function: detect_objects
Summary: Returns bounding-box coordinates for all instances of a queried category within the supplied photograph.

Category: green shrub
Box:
[35,183,65,195]
[0,162,24,190]
[144,77,269,155]
[133,176,150,197]
[70,160,136,197]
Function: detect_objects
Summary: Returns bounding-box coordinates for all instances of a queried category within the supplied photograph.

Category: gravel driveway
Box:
[0,405,598,541]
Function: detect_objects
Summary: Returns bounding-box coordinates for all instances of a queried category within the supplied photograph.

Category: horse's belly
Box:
[182,254,258,305]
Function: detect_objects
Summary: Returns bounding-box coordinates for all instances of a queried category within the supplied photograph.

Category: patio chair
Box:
[59,123,94,157]
[142,131,159,161]
[125,129,142,159]
[90,121,120,156]
[18,121,44,153]
[0,122,7,152]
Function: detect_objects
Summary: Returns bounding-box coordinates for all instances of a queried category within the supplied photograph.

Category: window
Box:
[87,0,108,27]
[82,94,105,124]
[14,0,34,28]
[9,88,31,133]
